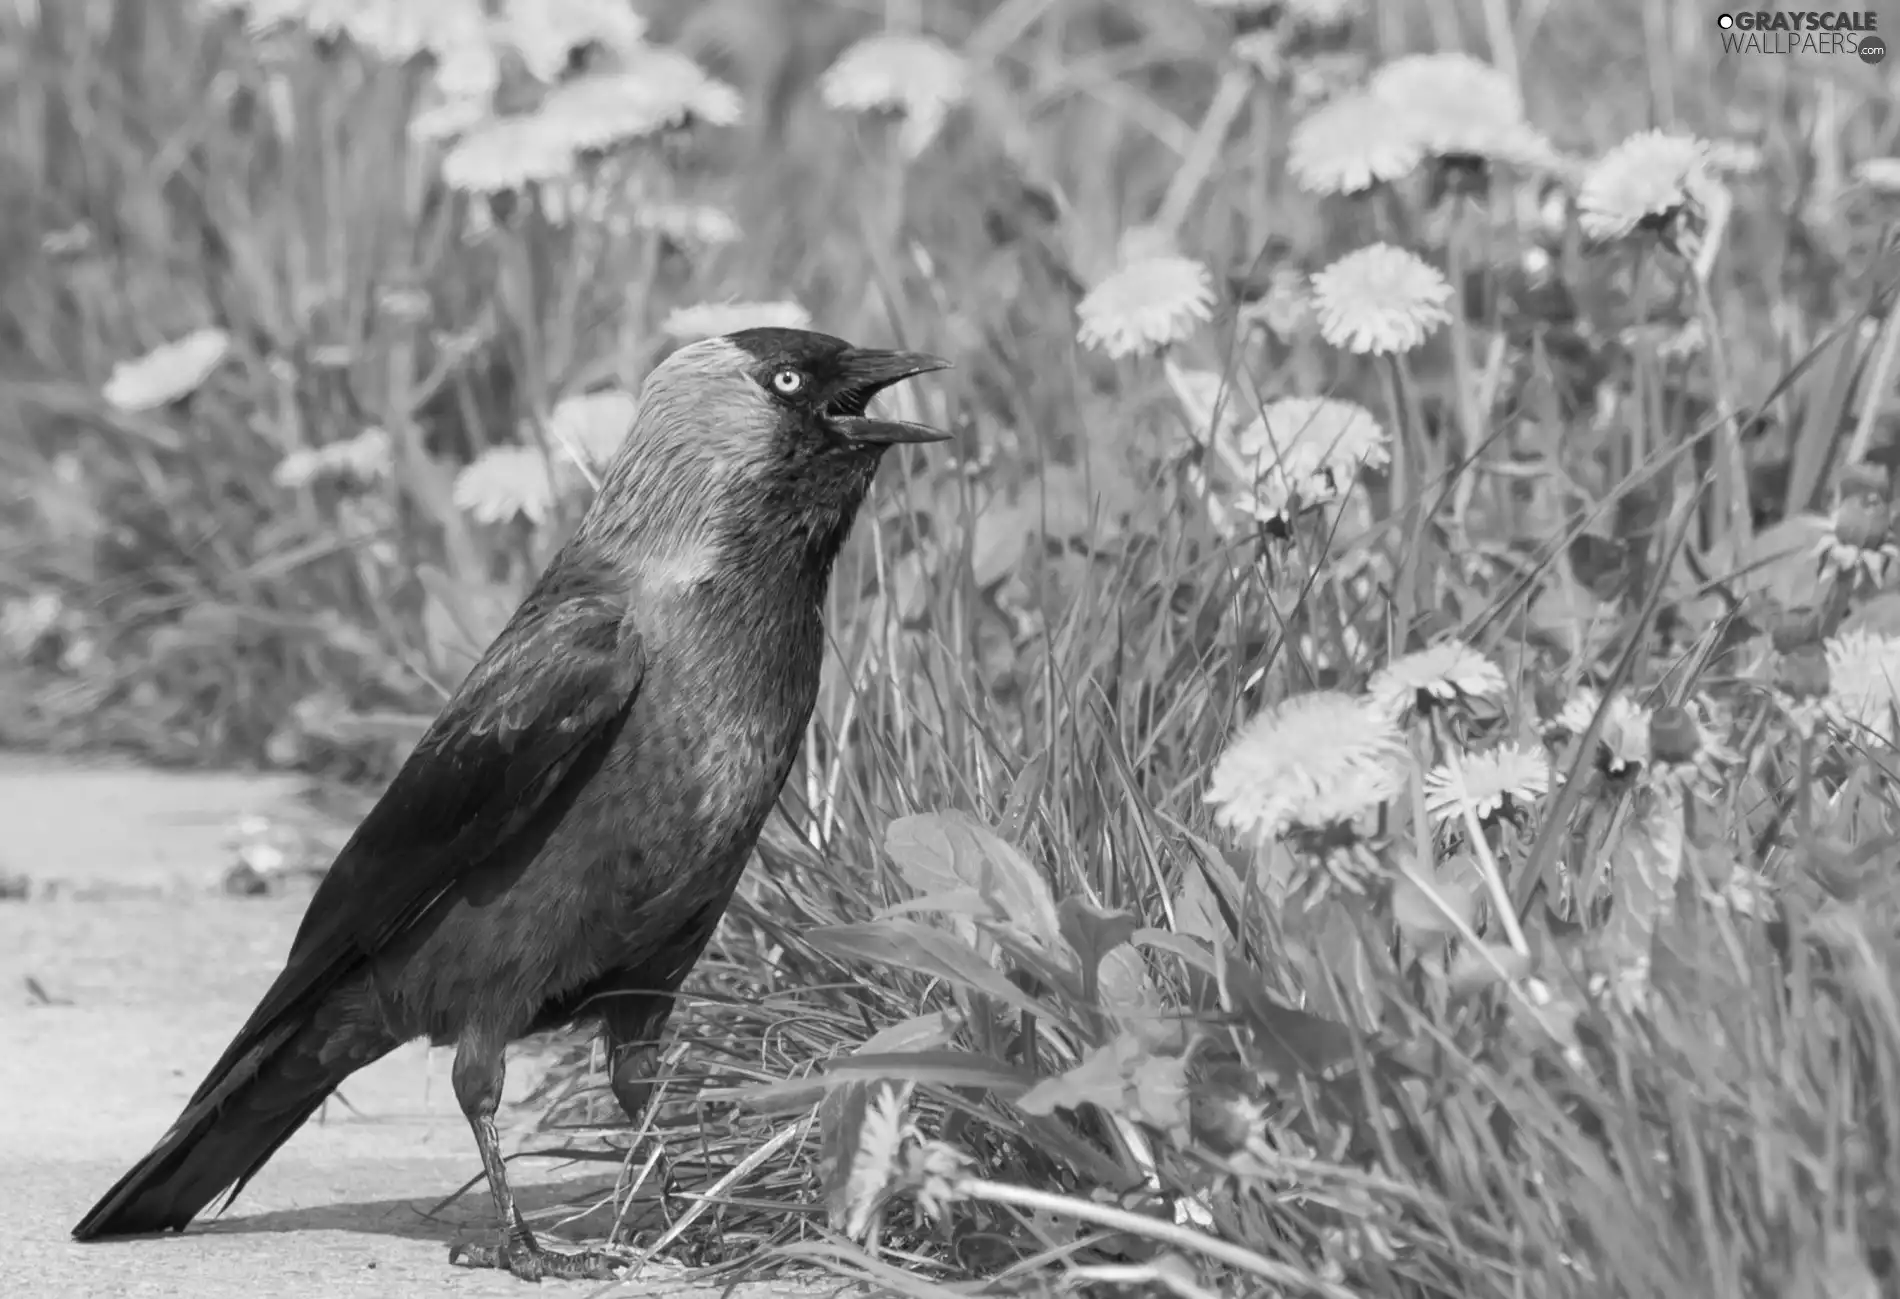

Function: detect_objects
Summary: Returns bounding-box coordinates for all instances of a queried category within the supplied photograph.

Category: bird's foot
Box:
[449,1236,629,1283]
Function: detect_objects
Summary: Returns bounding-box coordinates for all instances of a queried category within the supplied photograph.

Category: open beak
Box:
[827,347,953,446]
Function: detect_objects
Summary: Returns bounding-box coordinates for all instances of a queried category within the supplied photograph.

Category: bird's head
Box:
[582,327,950,581]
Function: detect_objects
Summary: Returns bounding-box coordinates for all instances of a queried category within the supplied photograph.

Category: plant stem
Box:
[1846,307,1900,466]
[952,1177,1361,1299]
[1461,802,1531,956]
[1155,68,1252,239]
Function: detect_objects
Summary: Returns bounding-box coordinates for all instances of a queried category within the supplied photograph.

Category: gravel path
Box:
[0,757,805,1297]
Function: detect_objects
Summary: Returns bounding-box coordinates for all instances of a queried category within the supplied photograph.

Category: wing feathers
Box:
[189,564,646,1105]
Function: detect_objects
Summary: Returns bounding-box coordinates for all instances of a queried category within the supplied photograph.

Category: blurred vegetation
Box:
[7,0,1900,1296]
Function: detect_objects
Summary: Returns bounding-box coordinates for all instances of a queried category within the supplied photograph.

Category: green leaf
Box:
[1016,1028,1192,1143]
[1056,896,1139,1002]
[884,811,1067,954]
[807,920,1071,1028]
[1597,783,1687,986]
[1448,942,1532,997]
[816,1014,956,1234]
[1220,952,1361,1082]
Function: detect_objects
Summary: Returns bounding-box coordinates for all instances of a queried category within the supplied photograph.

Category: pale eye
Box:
[771,368,805,396]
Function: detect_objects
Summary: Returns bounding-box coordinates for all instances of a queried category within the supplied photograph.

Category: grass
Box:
[6,0,1900,1295]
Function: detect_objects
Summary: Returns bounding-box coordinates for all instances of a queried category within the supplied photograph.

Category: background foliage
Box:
[5,1,1900,1296]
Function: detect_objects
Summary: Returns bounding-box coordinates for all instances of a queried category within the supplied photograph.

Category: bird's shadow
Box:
[199,1169,647,1244]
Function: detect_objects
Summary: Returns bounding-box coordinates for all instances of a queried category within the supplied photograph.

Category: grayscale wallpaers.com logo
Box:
[1717,11,1886,61]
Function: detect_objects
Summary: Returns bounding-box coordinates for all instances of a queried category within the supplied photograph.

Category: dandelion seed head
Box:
[452,444,560,526]
[662,300,813,341]
[1310,243,1452,355]
[1075,256,1216,359]
[819,33,969,156]
[1423,743,1550,825]
[1367,642,1506,721]
[1577,130,1719,241]
[1206,691,1409,841]
[102,328,232,411]
[1287,93,1423,195]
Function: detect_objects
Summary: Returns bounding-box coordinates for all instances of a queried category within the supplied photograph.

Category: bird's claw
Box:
[449,1237,629,1282]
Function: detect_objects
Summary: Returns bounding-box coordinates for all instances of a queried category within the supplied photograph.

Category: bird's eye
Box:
[771,368,805,396]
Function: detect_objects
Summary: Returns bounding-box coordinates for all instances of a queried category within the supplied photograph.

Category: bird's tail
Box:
[72,1011,394,1240]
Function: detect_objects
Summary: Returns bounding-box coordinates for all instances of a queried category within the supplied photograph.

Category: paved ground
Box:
[0,756,797,1297]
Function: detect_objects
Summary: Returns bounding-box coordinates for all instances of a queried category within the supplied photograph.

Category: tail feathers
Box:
[73,1017,391,1241]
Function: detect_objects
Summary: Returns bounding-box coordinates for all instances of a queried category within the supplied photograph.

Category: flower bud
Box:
[1831,495,1892,550]
[1839,460,1891,503]
[1648,705,1702,765]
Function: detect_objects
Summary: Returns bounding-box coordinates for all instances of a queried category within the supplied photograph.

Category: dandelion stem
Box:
[1155,68,1252,238]
[1846,307,1900,467]
[949,1177,1359,1299]
[1460,803,1530,956]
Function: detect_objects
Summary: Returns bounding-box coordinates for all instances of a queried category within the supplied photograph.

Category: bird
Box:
[72,327,952,1281]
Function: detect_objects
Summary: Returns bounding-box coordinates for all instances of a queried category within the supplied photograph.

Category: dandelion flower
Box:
[534,54,742,153]
[1367,641,1506,721]
[546,388,638,473]
[662,300,813,341]
[1424,743,1550,824]
[1852,157,1900,194]
[272,426,395,490]
[441,113,581,192]
[452,445,560,526]
[1553,688,1652,776]
[494,0,649,84]
[1309,244,1452,355]
[103,328,232,411]
[634,202,741,246]
[1576,130,1717,241]
[1822,630,1900,746]
[819,32,969,157]
[1222,397,1388,523]
[1367,53,1555,171]
[1075,256,1216,359]
[1206,690,1409,841]
[1817,495,1898,588]
[1287,93,1423,195]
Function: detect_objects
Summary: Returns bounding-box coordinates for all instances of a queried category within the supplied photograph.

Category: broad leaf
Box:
[807,920,1072,1029]
[1056,896,1139,1003]
[1597,783,1687,996]
[885,811,1066,954]
[1220,952,1361,1082]
[1017,1028,1192,1142]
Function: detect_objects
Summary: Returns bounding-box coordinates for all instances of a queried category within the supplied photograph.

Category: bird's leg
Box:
[446,1031,626,1282]
[604,999,684,1234]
